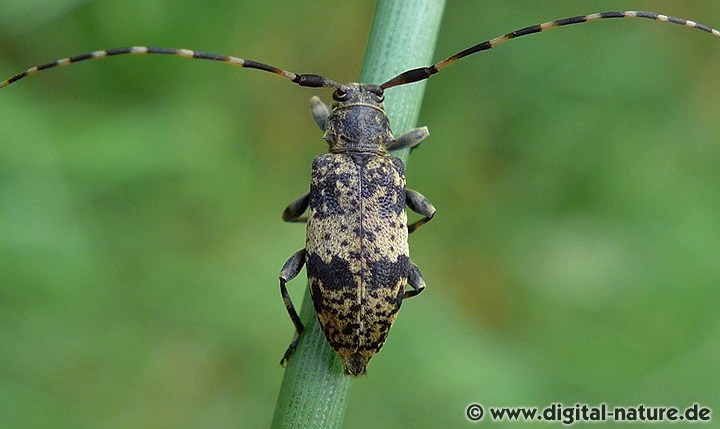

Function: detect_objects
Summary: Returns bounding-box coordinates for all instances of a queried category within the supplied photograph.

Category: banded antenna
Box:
[1,11,719,92]
[380,11,720,89]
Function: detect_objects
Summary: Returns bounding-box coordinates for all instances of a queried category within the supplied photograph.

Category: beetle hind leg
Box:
[279,249,307,366]
[403,261,426,299]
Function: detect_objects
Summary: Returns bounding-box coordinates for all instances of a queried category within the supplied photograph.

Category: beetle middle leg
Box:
[282,192,310,223]
[406,188,436,233]
[279,248,307,366]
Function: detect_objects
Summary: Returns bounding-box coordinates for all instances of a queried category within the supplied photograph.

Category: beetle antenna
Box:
[0,46,343,90]
[381,10,720,90]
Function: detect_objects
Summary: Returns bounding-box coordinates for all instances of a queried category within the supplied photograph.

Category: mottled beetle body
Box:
[3,11,719,376]
[280,84,434,375]
[308,153,407,374]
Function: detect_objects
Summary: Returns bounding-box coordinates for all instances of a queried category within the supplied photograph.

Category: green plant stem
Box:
[271,1,445,427]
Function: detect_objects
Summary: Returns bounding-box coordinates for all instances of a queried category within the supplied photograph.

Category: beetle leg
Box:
[282,192,310,223]
[386,126,429,151]
[406,188,436,233]
[310,96,330,131]
[403,261,426,299]
[279,248,307,366]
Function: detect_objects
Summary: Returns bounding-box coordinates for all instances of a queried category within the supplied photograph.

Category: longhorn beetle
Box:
[2,11,719,376]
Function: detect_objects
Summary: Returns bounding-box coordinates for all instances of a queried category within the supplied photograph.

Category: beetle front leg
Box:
[279,248,307,366]
[310,96,330,131]
[387,126,429,151]
[282,192,310,223]
[406,188,436,233]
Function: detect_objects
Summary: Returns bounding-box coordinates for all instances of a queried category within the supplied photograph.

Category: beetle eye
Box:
[371,89,385,103]
[333,88,350,101]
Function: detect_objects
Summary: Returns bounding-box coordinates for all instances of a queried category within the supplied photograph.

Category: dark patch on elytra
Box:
[309,155,358,220]
[307,253,356,290]
[367,256,410,293]
[359,157,406,215]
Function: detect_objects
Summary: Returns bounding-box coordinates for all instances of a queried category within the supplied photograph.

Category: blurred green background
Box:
[1,1,719,427]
